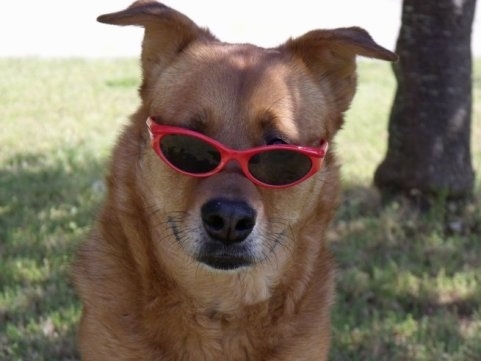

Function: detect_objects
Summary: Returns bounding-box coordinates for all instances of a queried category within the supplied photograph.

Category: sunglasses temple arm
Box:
[320,140,329,157]
[146,118,155,140]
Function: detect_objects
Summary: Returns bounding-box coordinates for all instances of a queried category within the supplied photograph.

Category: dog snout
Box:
[201,198,256,245]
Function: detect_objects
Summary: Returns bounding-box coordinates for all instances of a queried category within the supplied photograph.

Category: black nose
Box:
[201,198,256,245]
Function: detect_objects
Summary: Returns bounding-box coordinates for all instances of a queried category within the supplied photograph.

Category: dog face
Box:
[98,1,396,307]
[143,43,332,270]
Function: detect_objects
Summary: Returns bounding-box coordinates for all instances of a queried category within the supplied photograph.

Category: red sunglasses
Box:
[146,118,328,189]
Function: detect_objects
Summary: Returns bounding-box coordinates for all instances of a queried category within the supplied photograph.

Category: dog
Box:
[73,1,397,360]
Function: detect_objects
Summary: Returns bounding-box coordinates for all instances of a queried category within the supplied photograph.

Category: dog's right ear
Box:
[98,1,215,84]
[280,27,397,118]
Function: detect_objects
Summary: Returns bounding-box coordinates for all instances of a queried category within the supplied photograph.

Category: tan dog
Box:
[73,1,396,360]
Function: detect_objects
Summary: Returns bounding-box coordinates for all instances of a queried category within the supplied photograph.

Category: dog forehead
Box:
[154,42,324,124]
[191,42,281,69]
[183,43,293,96]
[149,42,330,147]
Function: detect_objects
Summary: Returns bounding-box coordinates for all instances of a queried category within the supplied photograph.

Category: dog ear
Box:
[281,27,397,114]
[97,1,215,86]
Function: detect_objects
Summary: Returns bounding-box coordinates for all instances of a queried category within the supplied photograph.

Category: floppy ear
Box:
[97,0,215,87]
[281,27,397,114]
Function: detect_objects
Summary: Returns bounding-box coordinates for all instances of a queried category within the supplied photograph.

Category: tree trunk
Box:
[374,0,476,199]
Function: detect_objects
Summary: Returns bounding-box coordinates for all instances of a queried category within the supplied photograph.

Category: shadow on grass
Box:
[1,155,480,360]
[0,150,107,361]
[329,183,481,361]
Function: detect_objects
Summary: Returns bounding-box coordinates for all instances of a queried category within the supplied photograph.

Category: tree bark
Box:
[374,0,476,199]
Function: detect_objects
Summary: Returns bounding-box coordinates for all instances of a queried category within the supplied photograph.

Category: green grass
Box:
[0,58,480,361]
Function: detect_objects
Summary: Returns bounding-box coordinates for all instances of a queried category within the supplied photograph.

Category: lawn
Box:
[0,58,480,361]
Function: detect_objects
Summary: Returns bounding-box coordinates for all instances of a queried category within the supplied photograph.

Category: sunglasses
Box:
[146,118,328,189]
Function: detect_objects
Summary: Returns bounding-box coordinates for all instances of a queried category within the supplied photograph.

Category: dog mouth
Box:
[197,253,253,270]
[196,242,255,271]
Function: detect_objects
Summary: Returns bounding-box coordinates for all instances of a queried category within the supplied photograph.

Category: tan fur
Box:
[73,2,396,360]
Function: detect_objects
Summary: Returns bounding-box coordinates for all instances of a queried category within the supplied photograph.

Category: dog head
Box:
[99,1,396,306]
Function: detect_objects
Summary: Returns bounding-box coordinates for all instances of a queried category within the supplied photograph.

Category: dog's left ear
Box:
[281,27,397,114]
[97,1,216,88]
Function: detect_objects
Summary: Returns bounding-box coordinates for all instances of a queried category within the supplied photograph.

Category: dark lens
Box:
[159,134,221,174]
[248,150,312,185]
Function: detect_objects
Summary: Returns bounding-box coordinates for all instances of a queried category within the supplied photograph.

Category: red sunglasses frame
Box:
[146,118,328,189]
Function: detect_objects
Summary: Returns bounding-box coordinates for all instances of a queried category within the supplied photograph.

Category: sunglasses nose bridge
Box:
[219,152,249,175]
[213,148,258,183]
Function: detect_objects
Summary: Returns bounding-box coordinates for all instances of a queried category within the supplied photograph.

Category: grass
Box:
[0,57,480,360]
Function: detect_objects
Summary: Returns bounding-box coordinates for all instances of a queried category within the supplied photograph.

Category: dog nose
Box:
[201,198,256,245]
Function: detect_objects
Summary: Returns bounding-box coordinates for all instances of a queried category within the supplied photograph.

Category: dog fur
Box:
[73,1,397,360]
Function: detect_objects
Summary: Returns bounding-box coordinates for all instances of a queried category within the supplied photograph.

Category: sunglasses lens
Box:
[159,134,221,174]
[248,149,312,186]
